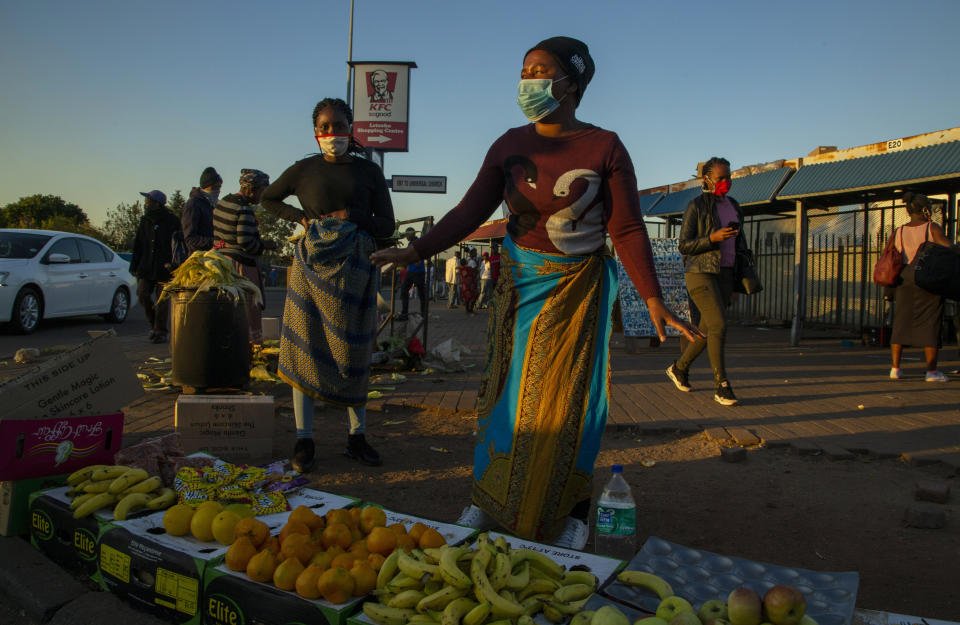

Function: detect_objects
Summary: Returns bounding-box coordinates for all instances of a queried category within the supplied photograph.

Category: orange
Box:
[273,556,305,591]
[350,561,377,596]
[394,533,416,552]
[365,526,398,557]
[261,535,281,555]
[296,563,326,600]
[360,507,387,534]
[349,507,363,527]
[234,517,269,548]
[246,549,277,583]
[321,523,353,550]
[279,521,311,546]
[350,525,364,542]
[317,567,355,604]
[331,552,359,570]
[326,508,353,528]
[310,550,335,571]
[367,553,386,571]
[224,536,258,572]
[349,540,370,559]
[418,528,446,549]
[407,522,428,545]
[281,533,317,565]
[289,505,324,531]
[386,522,407,536]
[325,544,346,557]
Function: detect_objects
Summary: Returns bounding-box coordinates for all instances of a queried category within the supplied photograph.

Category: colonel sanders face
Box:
[371,71,390,98]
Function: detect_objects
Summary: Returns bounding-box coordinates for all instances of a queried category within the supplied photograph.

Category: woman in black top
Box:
[262,98,395,472]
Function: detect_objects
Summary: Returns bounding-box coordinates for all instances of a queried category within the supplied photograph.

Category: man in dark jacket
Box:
[181,166,223,253]
[130,190,181,343]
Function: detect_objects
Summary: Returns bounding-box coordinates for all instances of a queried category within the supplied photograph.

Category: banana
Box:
[113,493,152,520]
[543,603,565,623]
[399,550,440,581]
[108,468,149,494]
[554,584,594,603]
[518,616,535,625]
[547,597,591,615]
[363,602,415,625]
[561,571,598,588]
[67,464,109,486]
[388,590,428,609]
[440,597,477,625]
[423,581,443,596]
[146,488,176,510]
[378,551,402,591]
[506,561,530,591]
[571,610,595,625]
[470,549,525,619]
[518,579,559,601]
[388,573,425,592]
[439,546,473,589]
[521,596,546,616]
[120,475,163,496]
[615,571,673,601]
[73,492,115,519]
[69,493,96,511]
[590,605,631,625]
[83,480,114,494]
[493,535,510,553]
[488,552,511,591]
[462,601,491,625]
[90,465,129,481]
[67,480,91,497]
[417,586,468,613]
[408,617,439,625]
[487,620,513,625]
[510,549,565,579]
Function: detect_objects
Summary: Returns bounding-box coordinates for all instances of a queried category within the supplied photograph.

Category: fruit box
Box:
[601,536,859,625]
[0,332,142,481]
[175,395,274,465]
[1,474,68,536]
[28,485,116,580]
[481,531,626,588]
[200,489,361,625]
[854,608,960,625]
[365,505,479,547]
[96,510,230,625]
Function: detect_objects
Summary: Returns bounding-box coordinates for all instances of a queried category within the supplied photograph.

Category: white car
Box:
[0,229,138,333]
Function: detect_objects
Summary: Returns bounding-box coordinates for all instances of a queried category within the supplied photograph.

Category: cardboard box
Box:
[0,332,141,480]
[29,486,115,579]
[201,489,362,625]
[481,531,625,588]
[262,317,280,341]
[371,506,478,547]
[0,474,67,536]
[854,608,960,625]
[175,395,274,464]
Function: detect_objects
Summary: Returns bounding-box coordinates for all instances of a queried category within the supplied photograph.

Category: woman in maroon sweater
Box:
[372,37,698,549]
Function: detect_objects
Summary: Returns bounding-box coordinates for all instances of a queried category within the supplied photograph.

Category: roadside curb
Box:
[0,536,85,622]
[48,590,170,625]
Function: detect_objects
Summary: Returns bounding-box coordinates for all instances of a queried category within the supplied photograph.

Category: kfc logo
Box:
[367,70,396,103]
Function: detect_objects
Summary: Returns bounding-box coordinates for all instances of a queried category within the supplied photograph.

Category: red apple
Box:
[763,585,806,625]
[727,588,763,625]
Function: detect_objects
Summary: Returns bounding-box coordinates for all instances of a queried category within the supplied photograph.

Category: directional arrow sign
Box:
[366,135,391,144]
[391,175,447,193]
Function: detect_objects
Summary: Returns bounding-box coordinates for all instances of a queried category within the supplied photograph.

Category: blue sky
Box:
[1,0,958,226]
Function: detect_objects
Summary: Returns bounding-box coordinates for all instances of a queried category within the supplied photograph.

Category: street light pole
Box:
[346,0,355,106]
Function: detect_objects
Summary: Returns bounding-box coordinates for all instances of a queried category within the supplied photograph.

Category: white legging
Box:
[292,387,365,436]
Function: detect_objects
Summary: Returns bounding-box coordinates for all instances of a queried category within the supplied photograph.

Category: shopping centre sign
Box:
[350,61,417,152]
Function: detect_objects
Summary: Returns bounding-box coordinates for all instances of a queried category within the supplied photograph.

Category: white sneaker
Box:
[890,367,903,379]
[456,505,498,530]
[551,517,589,551]
[925,370,948,383]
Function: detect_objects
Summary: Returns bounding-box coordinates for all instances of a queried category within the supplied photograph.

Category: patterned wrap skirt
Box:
[472,235,618,541]
[278,218,378,406]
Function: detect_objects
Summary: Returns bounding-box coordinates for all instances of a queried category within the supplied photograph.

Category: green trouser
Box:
[677,268,735,383]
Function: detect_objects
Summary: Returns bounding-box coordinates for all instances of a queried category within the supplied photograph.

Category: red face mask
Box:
[713,178,731,196]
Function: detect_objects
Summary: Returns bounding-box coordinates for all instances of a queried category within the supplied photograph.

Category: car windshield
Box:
[0,232,53,259]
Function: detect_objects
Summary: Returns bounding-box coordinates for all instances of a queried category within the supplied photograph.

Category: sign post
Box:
[349,61,417,153]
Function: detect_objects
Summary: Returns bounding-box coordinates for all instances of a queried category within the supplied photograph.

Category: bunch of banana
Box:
[363,533,598,625]
[66,464,176,520]
[567,605,630,625]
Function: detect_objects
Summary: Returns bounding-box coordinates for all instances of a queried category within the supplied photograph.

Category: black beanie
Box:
[199,166,222,188]
[527,36,595,104]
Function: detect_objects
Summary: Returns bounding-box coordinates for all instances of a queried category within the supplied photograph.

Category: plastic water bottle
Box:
[594,464,636,560]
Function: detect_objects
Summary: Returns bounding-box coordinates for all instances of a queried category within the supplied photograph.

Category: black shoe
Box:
[714,380,738,406]
[292,438,316,473]
[151,332,168,344]
[344,434,382,466]
[396,314,408,321]
[148,331,158,342]
[666,362,692,392]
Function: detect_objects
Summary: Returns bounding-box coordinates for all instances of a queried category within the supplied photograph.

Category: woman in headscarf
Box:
[213,168,275,350]
[262,97,395,472]
[372,37,699,549]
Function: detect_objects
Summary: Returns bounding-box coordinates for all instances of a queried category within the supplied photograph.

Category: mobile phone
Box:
[727,221,740,230]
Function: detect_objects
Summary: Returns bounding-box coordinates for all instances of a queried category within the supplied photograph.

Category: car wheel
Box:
[103,287,130,323]
[12,287,42,334]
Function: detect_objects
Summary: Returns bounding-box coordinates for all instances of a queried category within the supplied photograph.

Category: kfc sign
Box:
[350,61,416,152]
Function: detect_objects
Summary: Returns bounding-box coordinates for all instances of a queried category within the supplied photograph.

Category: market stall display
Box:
[617,239,691,339]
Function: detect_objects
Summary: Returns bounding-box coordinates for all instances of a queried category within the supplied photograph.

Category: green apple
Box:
[656,597,694,622]
[762,585,806,625]
[698,600,728,623]
[705,620,733,625]
[727,588,763,625]
[669,612,703,625]
[798,616,818,625]
[634,619,669,625]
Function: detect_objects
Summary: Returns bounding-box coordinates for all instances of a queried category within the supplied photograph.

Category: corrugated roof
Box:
[728,167,795,206]
[778,140,960,199]
[464,218,507,241]
[645,186,701,217]
[638,192,663,216]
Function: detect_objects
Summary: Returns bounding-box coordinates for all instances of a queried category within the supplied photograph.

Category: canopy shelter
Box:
[644,166,796,220]
[464,218,507,242]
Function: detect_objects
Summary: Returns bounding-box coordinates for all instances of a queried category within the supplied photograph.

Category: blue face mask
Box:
[517,76,568,122]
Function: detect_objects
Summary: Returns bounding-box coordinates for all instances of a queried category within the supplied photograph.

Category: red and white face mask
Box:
[315,133,350,157]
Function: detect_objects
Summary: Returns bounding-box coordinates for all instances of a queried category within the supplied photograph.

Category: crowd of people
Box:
[126,34,954,553]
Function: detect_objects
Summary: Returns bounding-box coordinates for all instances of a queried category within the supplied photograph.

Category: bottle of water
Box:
[594,464,636,560]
